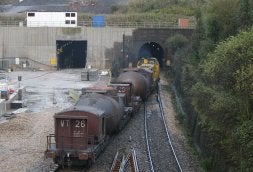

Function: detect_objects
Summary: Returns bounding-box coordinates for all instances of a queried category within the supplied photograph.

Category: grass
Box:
[0,1,196,27]
[78,12,195,27]
[0,14,25,25]
[108,2,196,26]
[73,1,194,25]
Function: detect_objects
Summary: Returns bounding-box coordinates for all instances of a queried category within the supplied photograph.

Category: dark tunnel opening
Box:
[57,40,87,70]
[138,42,164,67]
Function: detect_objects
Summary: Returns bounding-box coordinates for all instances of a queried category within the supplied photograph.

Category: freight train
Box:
[44,57,160,167]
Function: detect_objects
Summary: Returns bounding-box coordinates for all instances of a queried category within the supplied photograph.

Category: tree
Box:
[192,27,253,169]
[206,0,240,39]
[165,34,189,55]
[239,0,253,30]
[192,7,205,60]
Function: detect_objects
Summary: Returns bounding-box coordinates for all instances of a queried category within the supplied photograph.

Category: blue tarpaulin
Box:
[92,16,105,27]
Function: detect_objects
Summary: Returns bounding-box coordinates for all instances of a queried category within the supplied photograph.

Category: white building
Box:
[26,12,77,27]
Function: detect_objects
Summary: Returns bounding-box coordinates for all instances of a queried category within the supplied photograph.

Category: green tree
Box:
[165,34,189,92]
[192,7,205,60]
[191,27,253,169]
[165,34,189,55]
[206,0,240,39]
[239,0,253,30]
[168,0,253,170]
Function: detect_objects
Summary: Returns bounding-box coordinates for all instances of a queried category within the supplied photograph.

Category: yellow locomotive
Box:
[137,57,160,82]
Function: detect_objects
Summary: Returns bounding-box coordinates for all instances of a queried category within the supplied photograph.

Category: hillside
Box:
[0,0,129,14]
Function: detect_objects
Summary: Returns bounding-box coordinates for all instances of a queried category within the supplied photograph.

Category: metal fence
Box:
[0,20,195,29]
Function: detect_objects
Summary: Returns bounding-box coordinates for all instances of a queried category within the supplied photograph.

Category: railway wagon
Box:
[116,68,153,100]
[137,57,160,88]
[45,64,159,167]
[45,88,128,166]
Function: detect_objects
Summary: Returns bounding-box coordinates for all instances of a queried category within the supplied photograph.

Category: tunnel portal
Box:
[57,40,87,69]
[138,42,164,67]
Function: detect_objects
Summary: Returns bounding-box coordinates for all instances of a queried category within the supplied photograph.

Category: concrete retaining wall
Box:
[0,26,134,69]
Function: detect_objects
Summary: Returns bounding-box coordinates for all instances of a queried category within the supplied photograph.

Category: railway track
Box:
[54,165,88,172]
[144,84,183,172]
[32,161,87,172]
[29,84,181,172]
[110,148,139,172]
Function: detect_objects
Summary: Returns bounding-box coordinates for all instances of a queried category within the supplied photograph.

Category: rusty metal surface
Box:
[76,93,124,134]
[54,92,124,152]
[76,93,123,118]
[54,111,89,150]
[46,67,157,167]
[109,83,132,106]
[116,71,150,100]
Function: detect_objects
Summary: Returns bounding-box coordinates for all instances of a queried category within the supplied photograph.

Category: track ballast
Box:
[144,84,182,172]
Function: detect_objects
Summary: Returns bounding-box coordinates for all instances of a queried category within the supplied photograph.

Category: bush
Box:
[165,34,189,55]
[190,27,253,170]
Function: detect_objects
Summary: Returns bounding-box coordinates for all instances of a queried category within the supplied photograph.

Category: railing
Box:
[46,134,95,150]
[0,20,195,29]
[78,21,195,29]
[0,57,55,71]
[0,20,23,26]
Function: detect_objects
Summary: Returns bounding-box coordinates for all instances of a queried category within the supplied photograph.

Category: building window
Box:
[65,13,70,17]
[28,13,35,17]
[71,13,75,17]
[65,20,70,24]
[71,20,75,24]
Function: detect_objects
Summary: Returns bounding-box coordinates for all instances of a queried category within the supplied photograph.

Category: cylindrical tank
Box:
[76,93,124,134]
[116,70,149,100]
[138,68,153,92]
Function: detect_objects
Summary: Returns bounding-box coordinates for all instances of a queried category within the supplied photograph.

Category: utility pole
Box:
[122,33,126,67]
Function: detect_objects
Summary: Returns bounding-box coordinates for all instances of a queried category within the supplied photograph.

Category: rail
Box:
[144,101,155,172]
[120,154,129,171]
[157,83,183,172]
[110,148,139,172]
[132,148,139,172]
[0,20,195,29]
[110,151,120,172]
[144,84,183,171]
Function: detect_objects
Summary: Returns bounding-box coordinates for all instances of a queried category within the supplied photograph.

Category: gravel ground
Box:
[0,107,58,172]
[159,73,202,172]
[88,74,202,172]
[0,70,202,172]
[0,69,110,172]
[8,69,109,112]
[146,93,179,172]
[88,106,150,172]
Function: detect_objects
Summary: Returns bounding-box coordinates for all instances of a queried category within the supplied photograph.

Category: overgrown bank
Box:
[167,0,253,171]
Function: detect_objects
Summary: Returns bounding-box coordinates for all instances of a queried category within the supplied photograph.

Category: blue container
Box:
[92,16,105,27]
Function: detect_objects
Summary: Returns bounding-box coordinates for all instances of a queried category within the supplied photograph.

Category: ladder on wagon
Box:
[110,148,139,172]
